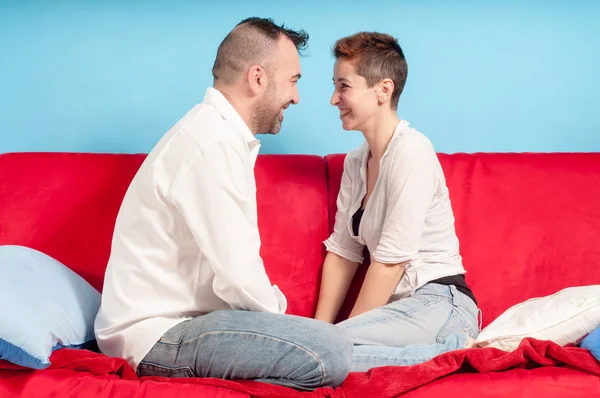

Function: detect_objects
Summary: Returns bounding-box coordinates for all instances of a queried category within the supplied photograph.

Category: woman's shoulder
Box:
[393,121,435,150]
[386,121,437,161]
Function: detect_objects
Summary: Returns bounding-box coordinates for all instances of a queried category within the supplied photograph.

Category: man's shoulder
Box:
[178,103,241,147]
[149,103,242,159]
[133,104,244,186]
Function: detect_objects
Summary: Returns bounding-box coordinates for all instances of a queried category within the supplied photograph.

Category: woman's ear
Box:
[378,78,395,105]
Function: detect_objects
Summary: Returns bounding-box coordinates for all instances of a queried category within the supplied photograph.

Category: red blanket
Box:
[1,338,599,398]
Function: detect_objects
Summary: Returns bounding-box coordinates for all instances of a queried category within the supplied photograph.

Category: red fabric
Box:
[341,338,600,397]
[0,370,250,398]
[0,152,145,291]
[325,152,600,327]
[1,338,599,397]
[400,367,600,398]
[0,152,329,317]
[3,151,600,396]
[254,154,330,317]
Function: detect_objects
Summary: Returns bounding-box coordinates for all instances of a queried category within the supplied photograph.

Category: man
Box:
[94,17,352,391]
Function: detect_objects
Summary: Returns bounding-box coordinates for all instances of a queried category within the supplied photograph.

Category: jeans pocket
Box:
[435,308,472,343]
[137,362,194,378]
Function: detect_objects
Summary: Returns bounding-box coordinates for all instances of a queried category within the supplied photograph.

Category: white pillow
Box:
[475,285,600,351]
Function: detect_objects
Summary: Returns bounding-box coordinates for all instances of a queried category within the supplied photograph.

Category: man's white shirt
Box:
[94,87,287,370]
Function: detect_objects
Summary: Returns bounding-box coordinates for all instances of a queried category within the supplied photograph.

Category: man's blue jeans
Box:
[136,310,353,391]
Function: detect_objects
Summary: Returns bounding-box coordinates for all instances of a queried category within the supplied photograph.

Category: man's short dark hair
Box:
[236,17,308,53]
[212,17,309,84]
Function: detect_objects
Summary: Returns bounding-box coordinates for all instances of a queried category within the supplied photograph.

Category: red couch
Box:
[1,151,600,397]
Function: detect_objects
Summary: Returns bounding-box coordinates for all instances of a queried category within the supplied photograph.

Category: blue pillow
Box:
[580,324,600,361]
[0,245,101,369]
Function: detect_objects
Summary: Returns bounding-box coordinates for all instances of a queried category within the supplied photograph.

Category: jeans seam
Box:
[455,310,473,332]
[461,303,478,319]
[436,307,477,343]
[137,362,194,377]
[160,330,327,384]
[435,309,459,343]
[158,319,192,345]
[456,295,479,319]
[449,290,479,335]
[459,307,479,336]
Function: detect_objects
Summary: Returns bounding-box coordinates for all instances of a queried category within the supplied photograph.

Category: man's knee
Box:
[298,321,353,388]
[187,311,353,389]
[321,327,353,387]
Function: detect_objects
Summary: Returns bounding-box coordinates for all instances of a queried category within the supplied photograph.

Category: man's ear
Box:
[378,78,395,105]
[247,65,267,96]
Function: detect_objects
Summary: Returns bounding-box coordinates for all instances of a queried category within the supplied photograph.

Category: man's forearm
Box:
[348,260,407,319]
[314,253,359,323]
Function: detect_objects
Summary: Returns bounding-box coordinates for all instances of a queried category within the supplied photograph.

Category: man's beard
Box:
[253,89,284,135]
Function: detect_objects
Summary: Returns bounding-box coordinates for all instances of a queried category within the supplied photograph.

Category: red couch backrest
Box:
[0,152,329,318]
[3,152,600,327]
[0,153,145,291]
[326,153,600,327]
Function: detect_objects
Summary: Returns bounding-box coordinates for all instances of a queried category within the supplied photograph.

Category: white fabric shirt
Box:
[95,87,287,370]
[324,120,466,301]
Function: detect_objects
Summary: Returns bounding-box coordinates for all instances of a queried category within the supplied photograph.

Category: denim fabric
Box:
[337,283,480,372]
[136,310,353,391]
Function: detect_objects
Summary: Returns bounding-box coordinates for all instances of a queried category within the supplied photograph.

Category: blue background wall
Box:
[1,0,598,155]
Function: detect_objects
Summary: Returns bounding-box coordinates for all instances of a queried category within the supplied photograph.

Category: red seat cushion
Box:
[400,367,600,398]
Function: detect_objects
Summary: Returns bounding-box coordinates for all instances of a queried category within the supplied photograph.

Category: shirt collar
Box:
[202,87,259,147]
[360,120,409,168]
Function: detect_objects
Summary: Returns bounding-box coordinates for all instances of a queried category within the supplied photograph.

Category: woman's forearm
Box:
[348,260,407,319]
[314,252,360,323]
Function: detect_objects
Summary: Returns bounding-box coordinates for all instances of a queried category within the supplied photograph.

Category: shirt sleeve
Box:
[323,156,365,264]
[372,145,438,264]
[170,137,287,314]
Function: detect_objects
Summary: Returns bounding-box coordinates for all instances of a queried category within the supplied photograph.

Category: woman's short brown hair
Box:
[333,32,408,109]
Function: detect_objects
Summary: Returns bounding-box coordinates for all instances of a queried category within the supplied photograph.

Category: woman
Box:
[315,32,480,372]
